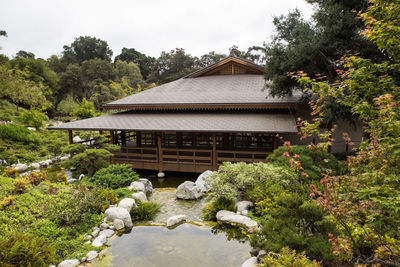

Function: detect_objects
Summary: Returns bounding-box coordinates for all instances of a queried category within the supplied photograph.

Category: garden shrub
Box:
[267,145,342,181]
[130,200,161,221]
[206,162,298,202]
[250,194,336,262]
[202,197,236,221]
[19,107,48,130]
[90,164,139,189]
[0,123,40,145]
[13,178,28,194]
[0,231,57,267]
[260,247,322,267]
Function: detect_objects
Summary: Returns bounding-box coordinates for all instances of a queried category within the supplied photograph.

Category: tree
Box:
[62,36,113,64]
[71,98,96,119]
[115,48,155,79]
[264,1,384,97]
[148,48,198,84]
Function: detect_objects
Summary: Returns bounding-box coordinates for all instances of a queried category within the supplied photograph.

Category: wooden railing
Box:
[113,146,269,172]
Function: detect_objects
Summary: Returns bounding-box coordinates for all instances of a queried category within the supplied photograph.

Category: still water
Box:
[94,173,251,267]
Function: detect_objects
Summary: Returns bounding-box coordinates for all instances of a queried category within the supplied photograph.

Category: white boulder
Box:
[113,219,125,230]
[129,181,145,192]
[176,181,203,200]
[216,210,259,233]
[118,198,137,212]
[195,170,213,193]
[14,163,29,172]
[241,257,258,267]
[104,207,133,228]
[91,234,107,247]
[58,259,80,267]
[131,191,147,202]
[99,229,115,238]
[166,215,188,227]
[86,251,98,262]
[73,136,82,143]
[235,201,254,215]
[139,178,153,193]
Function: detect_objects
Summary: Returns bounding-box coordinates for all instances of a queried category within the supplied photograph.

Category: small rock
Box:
[58,259,80,267]
[131,192,147,202]
[118,198,137,212]
[138,178,153,193]
[100,222,109,230]
[129,181,145,192]
[92,234,107,247]
[91,227,100,238]
[104,207,133,228]
[257,250,267,261]
[176,181,203,200]
[216,210,258,233]
[99,229,115,238]
[113,219,125,230]
[166,215,188,227]
[86,251,98,261]
[241,257,258,267]
[235,201,253,213]
[30,162,40,169]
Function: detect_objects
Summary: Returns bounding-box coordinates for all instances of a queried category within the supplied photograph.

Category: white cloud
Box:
[0,0,313,59]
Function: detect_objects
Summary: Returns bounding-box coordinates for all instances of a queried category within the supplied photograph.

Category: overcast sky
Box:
[1,0,313,60]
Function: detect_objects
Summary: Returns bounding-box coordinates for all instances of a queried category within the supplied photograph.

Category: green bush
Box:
[71,98,96,119]
[267,145,342,181]
[90,164,139,189]
[130,200,161,221]
[0,231,57,267]
[19,107,48,130]
[202,197,236,221]
[206,162,298,202]
[0,123,40,144]
[250,194,336,262]
[260,247,322,267]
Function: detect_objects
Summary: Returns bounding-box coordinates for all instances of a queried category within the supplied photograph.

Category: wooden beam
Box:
[157,133,163,172]
[110,130,115,144]
[68,130,73,144]
[212,133,217,171]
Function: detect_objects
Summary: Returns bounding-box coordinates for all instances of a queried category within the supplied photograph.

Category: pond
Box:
[94,182,252,267]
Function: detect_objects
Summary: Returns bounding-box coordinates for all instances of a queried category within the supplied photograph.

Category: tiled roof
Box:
[104,74,301,108]
[48,112,297,133]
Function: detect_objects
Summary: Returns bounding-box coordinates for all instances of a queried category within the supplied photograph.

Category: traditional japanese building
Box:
[50,56,361,174]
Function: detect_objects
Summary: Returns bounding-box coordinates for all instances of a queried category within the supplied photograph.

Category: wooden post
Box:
[212,133,217,171]
[68,130,73,144]
[110,130,115,144]
[157,133,163,173]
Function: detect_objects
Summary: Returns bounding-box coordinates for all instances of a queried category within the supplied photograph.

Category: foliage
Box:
[62,36,113,64]
[0,123,40,145]
[90,164,138,189]
[13,178,28,194]
[71,98,96,119]
[202,197,236,221]
[260,247,321,267]
[267,144,342,181]
[206,162,298,202]
[130,200,161,221]
[19,107,48,129]
[250,194,336,261]
[288,1,400,265]
[56,94,77,115]
[0,231,57,267]
[62,148,113,176]
[115,47,155,79]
